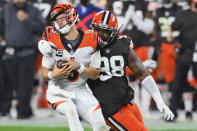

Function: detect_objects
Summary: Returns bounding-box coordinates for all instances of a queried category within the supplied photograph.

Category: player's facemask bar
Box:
[91,24,118,46]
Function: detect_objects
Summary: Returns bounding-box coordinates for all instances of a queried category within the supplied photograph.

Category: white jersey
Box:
[41,27,101,91]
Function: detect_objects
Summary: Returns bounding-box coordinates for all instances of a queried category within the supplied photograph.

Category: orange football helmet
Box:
[50,4,79,34]
[91,10,118,46]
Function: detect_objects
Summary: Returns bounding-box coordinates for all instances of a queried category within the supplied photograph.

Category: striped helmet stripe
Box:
[103,11,110,24]
[101,11,106,23]
[106,11,111,25]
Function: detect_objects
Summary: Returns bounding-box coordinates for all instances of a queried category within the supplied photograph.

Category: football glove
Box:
[143,59,157,72]
[38,40,57,56]
[153,92,175,120]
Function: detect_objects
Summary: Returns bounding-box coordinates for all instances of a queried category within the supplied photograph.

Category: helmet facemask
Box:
[50,4,79,35]
[91,24,117,46]
[52,13,79,34]
[91,11,119,47]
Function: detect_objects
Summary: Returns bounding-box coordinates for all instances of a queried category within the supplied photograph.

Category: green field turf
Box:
[0,126,197,131]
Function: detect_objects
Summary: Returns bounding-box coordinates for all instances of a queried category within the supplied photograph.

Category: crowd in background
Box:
[0,0,197,122]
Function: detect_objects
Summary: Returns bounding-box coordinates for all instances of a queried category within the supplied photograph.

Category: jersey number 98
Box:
[99,56,124,81]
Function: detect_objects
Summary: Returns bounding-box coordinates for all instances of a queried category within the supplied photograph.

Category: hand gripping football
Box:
[57,59,67,69]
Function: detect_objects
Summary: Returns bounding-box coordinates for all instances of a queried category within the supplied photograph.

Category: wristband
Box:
[48,71,55,80]
[77,64,81,70]
[77,64,85,74]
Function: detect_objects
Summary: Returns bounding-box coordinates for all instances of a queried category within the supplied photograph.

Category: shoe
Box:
[185,111,193,120]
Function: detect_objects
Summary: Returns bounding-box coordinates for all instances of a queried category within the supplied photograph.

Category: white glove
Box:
[143,59,157,72]
[141,76,175,120]
[153,93,175,120]
[38,40,57,56]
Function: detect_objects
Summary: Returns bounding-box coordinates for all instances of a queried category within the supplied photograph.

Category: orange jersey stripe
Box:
[93,104,101,112]
[52,100,67,110]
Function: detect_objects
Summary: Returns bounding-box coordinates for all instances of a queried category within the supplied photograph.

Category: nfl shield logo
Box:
[56,50,63,57]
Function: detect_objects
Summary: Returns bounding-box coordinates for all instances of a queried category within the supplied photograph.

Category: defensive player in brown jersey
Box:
[87,10,174,131]
[38,4,107,131]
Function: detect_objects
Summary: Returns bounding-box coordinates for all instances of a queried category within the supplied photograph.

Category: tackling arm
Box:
[62,59,100,80]
[84,51,101,80]
[81,67,100,80]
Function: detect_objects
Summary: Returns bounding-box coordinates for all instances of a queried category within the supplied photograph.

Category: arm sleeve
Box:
[89,51,101,69]
[42,55,56,69]
[141,75,165,105]
[23,8,45,34]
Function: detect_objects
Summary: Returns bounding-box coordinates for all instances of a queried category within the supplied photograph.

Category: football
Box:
[57,59,67,69]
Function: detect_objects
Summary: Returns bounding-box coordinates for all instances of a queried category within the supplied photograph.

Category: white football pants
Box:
[46,87,106,131]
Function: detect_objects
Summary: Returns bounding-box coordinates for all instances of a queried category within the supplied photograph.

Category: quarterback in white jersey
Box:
[39,4,106,131]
